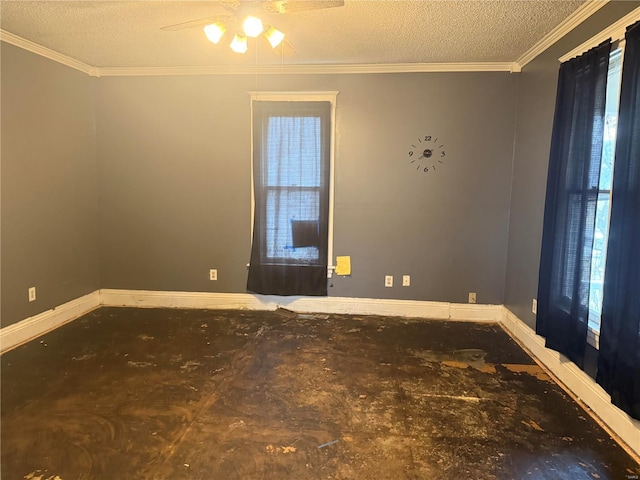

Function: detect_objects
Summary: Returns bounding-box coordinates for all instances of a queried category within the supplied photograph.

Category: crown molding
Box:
[0,29,99,76]
[96,62,519,76]
[560,6,640,62]
[515,0,610,69]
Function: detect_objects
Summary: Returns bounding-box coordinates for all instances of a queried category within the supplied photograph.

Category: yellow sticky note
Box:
[335,256,351,276]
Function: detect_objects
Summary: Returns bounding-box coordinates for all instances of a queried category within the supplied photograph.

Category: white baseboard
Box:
[450,303,503,322]
[99,289,502,322]
[0,291,100,354]
[501,307,640,459]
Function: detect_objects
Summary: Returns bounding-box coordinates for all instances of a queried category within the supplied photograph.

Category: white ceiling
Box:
[0,0,590,71]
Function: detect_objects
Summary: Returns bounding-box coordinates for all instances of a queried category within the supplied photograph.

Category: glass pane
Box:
[589,47,623,333]
[562,194,581,300]
[589,193,610,329]
[264,116,321,187]
[265,187,320,263]
[599,48,622,190]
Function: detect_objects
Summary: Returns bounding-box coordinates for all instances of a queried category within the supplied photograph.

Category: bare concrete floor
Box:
[1,307,639,479]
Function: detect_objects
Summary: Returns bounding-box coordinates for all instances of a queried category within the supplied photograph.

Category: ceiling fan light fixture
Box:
[265,26,285,48]
[203,22,226,44]
[230,33,248,53]
[243,16,264,37]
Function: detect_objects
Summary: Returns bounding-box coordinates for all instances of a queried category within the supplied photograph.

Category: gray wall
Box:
[1,44,100,327]
[97,72,517,305]
[504,1,640,328]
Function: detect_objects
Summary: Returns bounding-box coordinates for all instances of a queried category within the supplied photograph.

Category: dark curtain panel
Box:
[537,41,611,368]
[247,101,331,296]
[597,22,640,420]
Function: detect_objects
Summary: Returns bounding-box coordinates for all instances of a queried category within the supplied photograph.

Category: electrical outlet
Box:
[468,292,477,304]
[532,298,538,314]
[28,287,36,302]
[209,269,218,281]
[385,275,393,287]
[402,275,410,287]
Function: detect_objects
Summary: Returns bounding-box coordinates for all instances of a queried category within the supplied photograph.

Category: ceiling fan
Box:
[161,0,345,56]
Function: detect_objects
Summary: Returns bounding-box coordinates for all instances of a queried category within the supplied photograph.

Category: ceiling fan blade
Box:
[160,1,238,31]
[265,0,344,14]
[161,15,233,31]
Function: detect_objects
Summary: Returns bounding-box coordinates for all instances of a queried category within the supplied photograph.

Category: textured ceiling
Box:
[0,0,588,68]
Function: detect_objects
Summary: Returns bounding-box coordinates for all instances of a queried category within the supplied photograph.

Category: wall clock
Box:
[408,135,446,173]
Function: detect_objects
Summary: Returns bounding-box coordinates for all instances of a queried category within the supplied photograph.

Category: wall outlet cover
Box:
[385,275,393,287]
[28,287,36,302]
[402,275,410,286]
[209,269,218,281]
[468,292,477,304]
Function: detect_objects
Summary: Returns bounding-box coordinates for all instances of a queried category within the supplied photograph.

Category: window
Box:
[263,112,325,264]
[557,11,640,348]
[552,6,640,350]
[588,47,623,344]
[246,92,337,296]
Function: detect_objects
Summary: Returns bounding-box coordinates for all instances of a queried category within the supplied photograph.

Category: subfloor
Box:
[1,307,639,480]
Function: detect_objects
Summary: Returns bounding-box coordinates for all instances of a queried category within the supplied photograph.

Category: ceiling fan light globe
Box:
[203,22,226,44]
[265,26,285,48]
[230,33,248,53]
[243,16,264,37]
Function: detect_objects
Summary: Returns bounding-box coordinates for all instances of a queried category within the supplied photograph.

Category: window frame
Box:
[248,91,338,277]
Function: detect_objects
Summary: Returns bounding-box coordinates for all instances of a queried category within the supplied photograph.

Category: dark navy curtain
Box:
[537,41,611,368]
[597,22,640,420]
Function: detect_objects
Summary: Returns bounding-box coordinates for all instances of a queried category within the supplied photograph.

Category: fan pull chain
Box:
[255,37,259,99]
